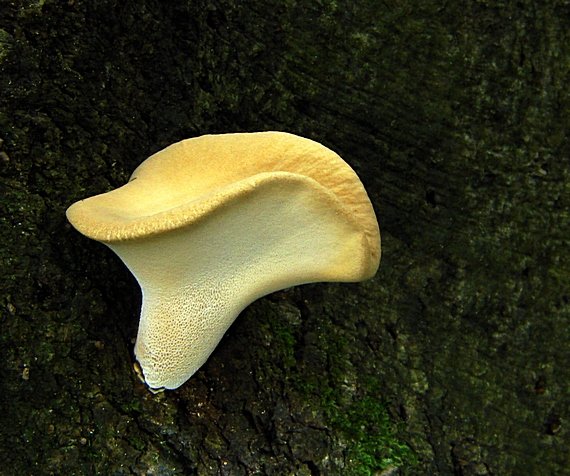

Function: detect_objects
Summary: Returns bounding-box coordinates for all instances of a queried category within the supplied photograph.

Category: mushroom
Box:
[67,132,380,392]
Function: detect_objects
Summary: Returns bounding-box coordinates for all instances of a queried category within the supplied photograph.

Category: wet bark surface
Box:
[0,1,569,474]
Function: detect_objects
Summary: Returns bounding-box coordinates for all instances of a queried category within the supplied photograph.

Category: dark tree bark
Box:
[1,0,568,474]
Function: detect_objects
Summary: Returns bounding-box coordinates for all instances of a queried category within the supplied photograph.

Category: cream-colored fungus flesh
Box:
[67,132,380,392]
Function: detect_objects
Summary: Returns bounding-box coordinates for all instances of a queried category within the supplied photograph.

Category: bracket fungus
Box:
[67,132,380,393]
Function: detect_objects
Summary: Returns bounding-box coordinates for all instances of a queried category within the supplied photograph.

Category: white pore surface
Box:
[109,178,366,391]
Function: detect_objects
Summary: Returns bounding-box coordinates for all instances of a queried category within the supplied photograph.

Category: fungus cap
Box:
[67,132,380,392]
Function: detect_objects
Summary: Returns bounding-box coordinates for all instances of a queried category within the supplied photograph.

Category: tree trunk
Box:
[1,1,568,474]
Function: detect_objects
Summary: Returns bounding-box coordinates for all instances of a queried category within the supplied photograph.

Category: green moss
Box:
[333,393,417,475]
[326,371,417,474]
[251,300,415,473]
[287,323,416,474]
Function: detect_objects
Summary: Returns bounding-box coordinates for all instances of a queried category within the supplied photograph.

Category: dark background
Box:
[0,1,568,474]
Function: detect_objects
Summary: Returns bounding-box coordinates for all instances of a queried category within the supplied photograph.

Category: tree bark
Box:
[1,0,568,474]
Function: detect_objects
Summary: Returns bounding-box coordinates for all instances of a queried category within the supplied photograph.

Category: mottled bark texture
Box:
[1,0,568,474]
